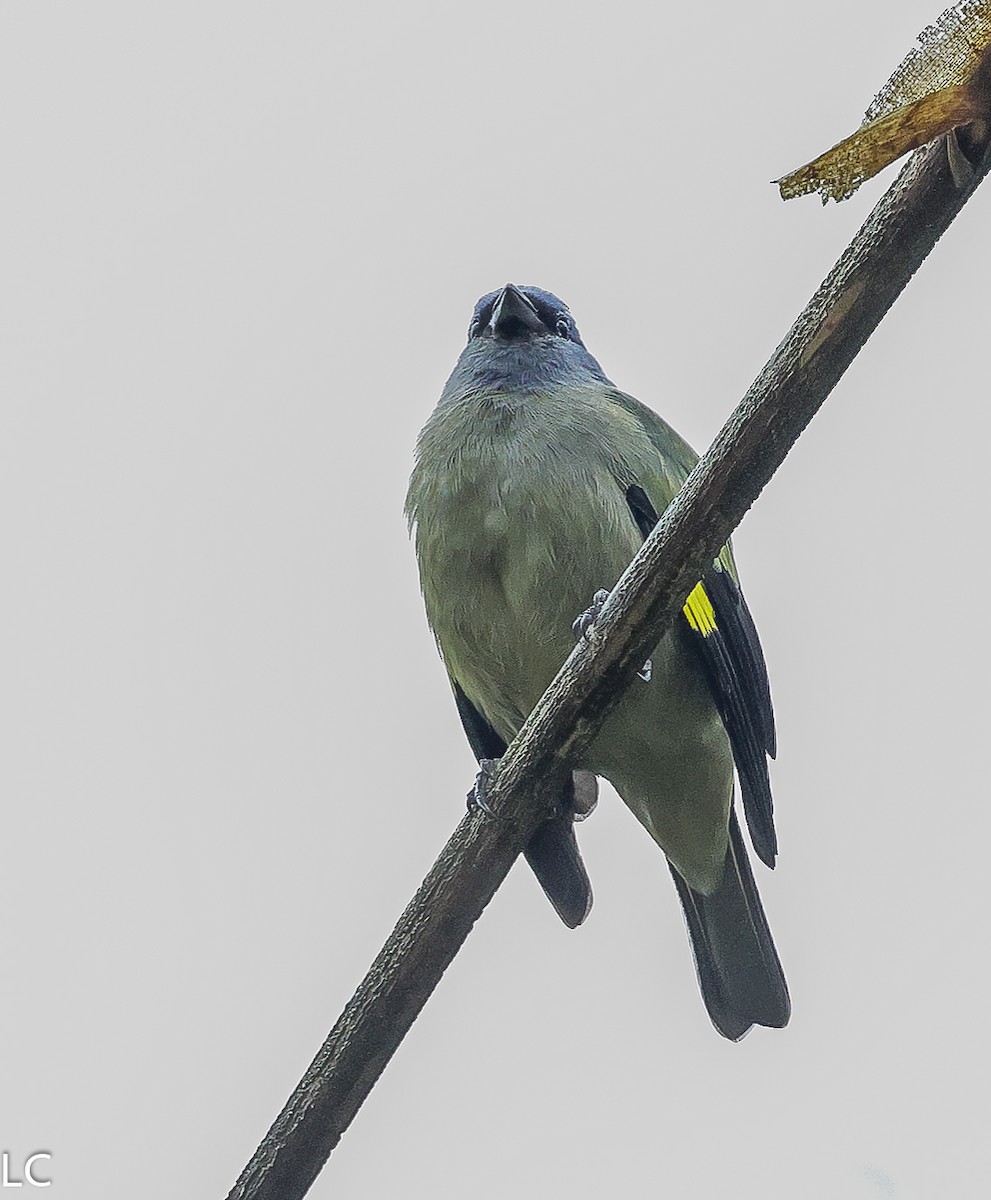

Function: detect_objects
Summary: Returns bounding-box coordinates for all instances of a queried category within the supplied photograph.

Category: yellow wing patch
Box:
[683,582,717,637]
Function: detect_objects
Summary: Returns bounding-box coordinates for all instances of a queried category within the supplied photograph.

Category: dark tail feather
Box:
[453,682,593,928]
[669,811,790,1040]
[523,772,596,929]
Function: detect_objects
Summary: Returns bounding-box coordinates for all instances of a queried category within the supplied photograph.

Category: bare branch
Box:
[226,127,991,1200]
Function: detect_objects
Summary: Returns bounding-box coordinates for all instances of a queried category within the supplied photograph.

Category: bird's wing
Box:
[612,391,778,868]
[452,681,594,928]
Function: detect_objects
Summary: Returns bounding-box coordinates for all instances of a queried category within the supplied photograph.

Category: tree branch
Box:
[226,126,991,1200]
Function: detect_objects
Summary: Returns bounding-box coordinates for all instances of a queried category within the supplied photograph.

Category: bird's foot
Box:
[572,589,611,640]
[572,589,651,682]
[467,758,501,817]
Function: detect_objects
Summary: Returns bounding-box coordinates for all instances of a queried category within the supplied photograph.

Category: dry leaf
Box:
[778,0,991,202]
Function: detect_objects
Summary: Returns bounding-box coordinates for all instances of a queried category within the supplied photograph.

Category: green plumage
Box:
[407,381,731,891]
[406,284,789,1038]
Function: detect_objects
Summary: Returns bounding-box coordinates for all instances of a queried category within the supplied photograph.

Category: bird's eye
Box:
[555,316,570,338]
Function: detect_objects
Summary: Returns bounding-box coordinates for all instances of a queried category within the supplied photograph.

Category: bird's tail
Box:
[669,811,790,1040]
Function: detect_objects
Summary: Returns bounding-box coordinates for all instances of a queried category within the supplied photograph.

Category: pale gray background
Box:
[1,2,987,1197]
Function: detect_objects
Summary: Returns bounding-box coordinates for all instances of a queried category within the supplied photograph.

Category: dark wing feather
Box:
[454,681,506,761]
[623,486,778,867]
[452,682,593,928]
[687,563,777,866]
[626,483,658,542]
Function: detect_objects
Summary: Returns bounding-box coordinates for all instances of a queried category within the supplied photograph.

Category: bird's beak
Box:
[490,284,544,339]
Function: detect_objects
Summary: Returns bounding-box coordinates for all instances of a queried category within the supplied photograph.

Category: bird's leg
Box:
[572,588,610,640]
[572,588,651,682]
[467,757,501,817]
[470,758,598,828]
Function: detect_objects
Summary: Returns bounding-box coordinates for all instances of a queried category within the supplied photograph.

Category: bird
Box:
[405,283,790,1039]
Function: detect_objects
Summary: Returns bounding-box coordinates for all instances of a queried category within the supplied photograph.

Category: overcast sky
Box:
[2,3,987,1198]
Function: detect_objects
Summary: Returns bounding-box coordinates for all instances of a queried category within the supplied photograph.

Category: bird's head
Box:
[444,283,610,396]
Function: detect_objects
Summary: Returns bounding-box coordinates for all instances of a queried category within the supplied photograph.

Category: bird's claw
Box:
[573,589,651,682]
[468,758,501,817]
[572,589,611,640]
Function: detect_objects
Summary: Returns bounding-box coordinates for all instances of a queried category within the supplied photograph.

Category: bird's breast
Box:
[408,389,644,738]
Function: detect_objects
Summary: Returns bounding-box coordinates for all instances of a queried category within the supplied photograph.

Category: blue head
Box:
[442,284,612,398]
